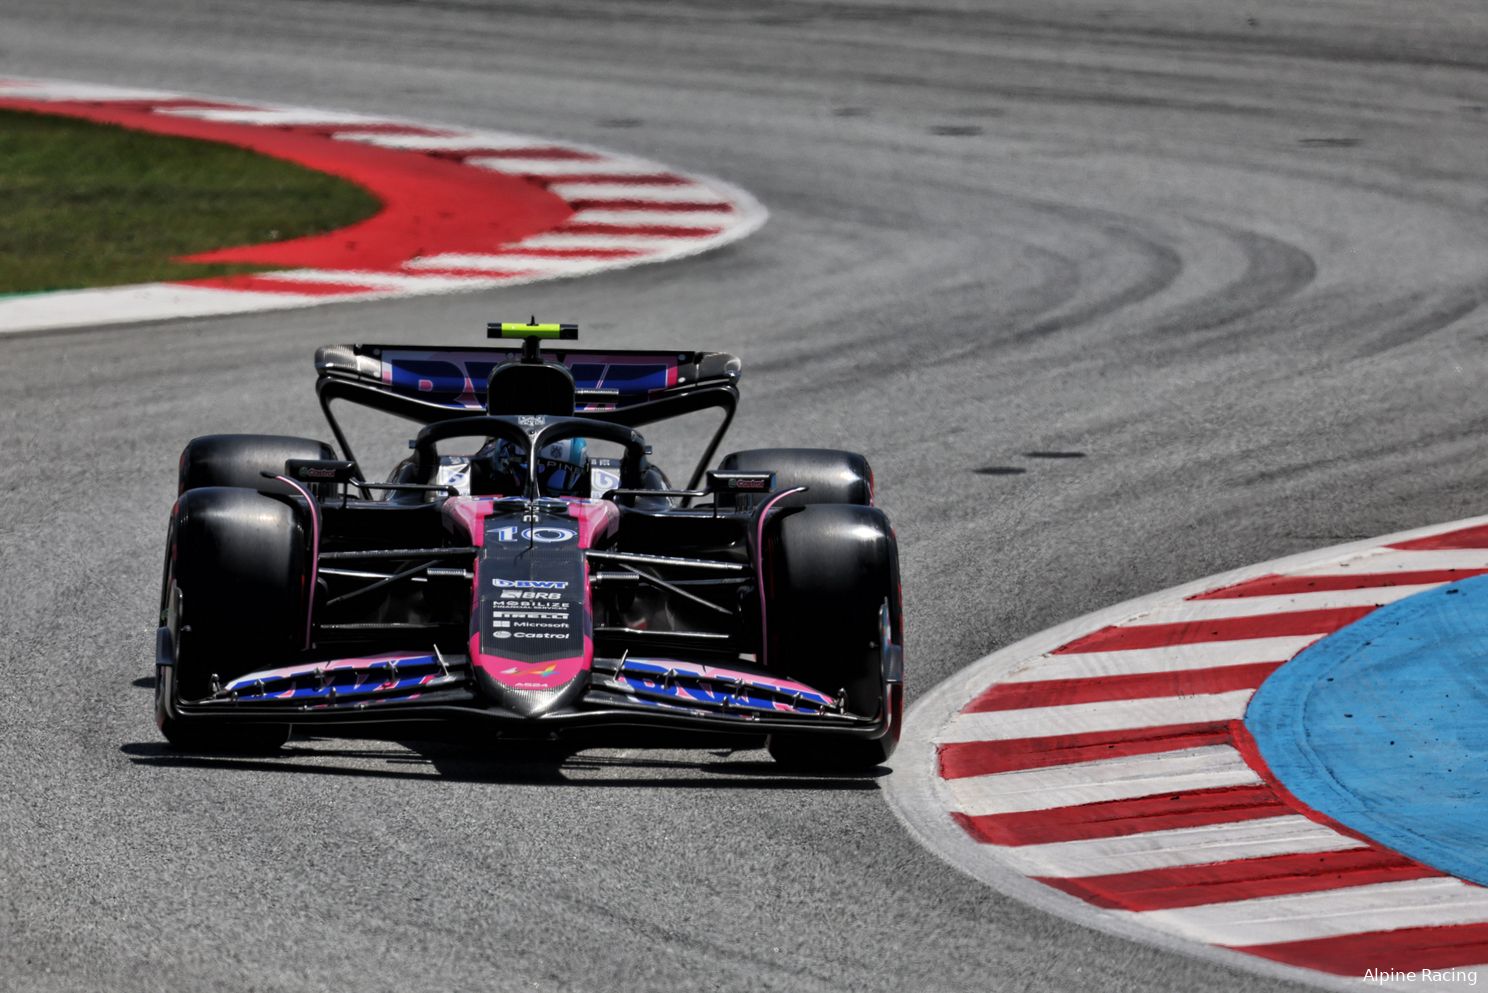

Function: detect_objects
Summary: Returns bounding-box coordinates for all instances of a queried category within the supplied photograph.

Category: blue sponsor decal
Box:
[616,660,834,713]
[386,358,495,406]
[224,655,449,703]
[380,352,675,409]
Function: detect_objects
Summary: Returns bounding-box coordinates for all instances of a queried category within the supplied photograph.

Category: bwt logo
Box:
[491,578,569,590]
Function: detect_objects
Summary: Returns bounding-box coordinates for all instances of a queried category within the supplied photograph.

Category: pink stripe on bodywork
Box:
[468,650,589,692]
[754,487,807,669]
[452,498,615,700]
[272,473,320,649]
[443,496,496,546]
[565,498,620,546]
[224,650,435,688]
[446,496,575,689]
[470,501,616,690]
[617,658,836,711]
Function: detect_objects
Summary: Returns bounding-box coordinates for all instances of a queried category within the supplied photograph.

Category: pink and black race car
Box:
[154,322,904,770]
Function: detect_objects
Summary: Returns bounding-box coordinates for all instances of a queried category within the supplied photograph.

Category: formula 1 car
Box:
[154,322,904,770]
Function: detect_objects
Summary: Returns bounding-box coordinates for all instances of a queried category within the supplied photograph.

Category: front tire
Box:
[761,504,904,771]
[156,487,305,751]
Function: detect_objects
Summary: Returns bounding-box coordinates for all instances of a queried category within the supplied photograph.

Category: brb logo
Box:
[491,578,569,590]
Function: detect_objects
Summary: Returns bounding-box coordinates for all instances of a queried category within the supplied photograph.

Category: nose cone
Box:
[467,503,598,718]
[471,655,590,717]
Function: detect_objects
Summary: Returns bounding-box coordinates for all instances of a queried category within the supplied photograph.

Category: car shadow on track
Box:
[118,739,888,790]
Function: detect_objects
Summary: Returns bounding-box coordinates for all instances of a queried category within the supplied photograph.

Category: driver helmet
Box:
[480,437,589,496]
[535,438,589,495]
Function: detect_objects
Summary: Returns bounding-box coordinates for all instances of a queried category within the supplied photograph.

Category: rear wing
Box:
[316,343,741,414]
[314,343,743,491]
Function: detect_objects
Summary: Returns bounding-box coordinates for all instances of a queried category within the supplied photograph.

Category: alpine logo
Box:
[491,578,569,590]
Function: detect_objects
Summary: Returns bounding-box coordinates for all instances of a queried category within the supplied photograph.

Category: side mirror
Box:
[707,469,776,510]
[284,458,357,484]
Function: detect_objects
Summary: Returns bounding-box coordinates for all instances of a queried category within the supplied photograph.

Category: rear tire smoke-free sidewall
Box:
[719,448,874,508]
[178,433,336,496]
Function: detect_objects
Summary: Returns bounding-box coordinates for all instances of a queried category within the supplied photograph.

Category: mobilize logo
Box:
[491,578,569,590]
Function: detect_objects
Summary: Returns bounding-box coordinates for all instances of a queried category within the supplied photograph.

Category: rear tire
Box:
[762,504,903,771]
[178,434,336,496]
[156,487,304,751]
[718,448,873,509]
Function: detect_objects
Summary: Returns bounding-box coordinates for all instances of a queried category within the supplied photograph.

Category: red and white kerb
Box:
[0,76,766,333]
[891,517,1488,989]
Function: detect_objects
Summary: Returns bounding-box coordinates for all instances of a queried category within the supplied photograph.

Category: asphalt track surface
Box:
[3,2,1488,990]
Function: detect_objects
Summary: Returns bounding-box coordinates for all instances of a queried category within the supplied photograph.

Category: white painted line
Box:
[944,745,1261,816]
[404,253,628,274]
[566,209,730,228]
[1293,549,1488,574]
[1001,636,1321,683]
[1126,877,1488,947]
[0,283,324,334]
[466,158,666,177]
[546,182,730,203]
[996,816,1364,879]
[155,107,396,126]
[936,689,1255,744]
[333,131,556,151]
[0,80,183,101]
[516,233,719,251]
[1132,584,1435,624]
[255,269,515,291]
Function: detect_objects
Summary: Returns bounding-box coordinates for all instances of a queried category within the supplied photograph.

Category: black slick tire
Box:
[761,504,903,771]
[156,487,305,752]
[178,434,336,496]
[718,448,873,509]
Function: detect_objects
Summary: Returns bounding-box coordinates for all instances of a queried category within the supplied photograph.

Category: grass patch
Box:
[0,108,382,294]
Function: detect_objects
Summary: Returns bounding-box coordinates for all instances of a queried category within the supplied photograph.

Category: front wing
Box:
[155,628,899,740]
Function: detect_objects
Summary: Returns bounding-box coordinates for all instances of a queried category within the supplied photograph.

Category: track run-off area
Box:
[0,77,762,333]
[5,2,1488,992]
